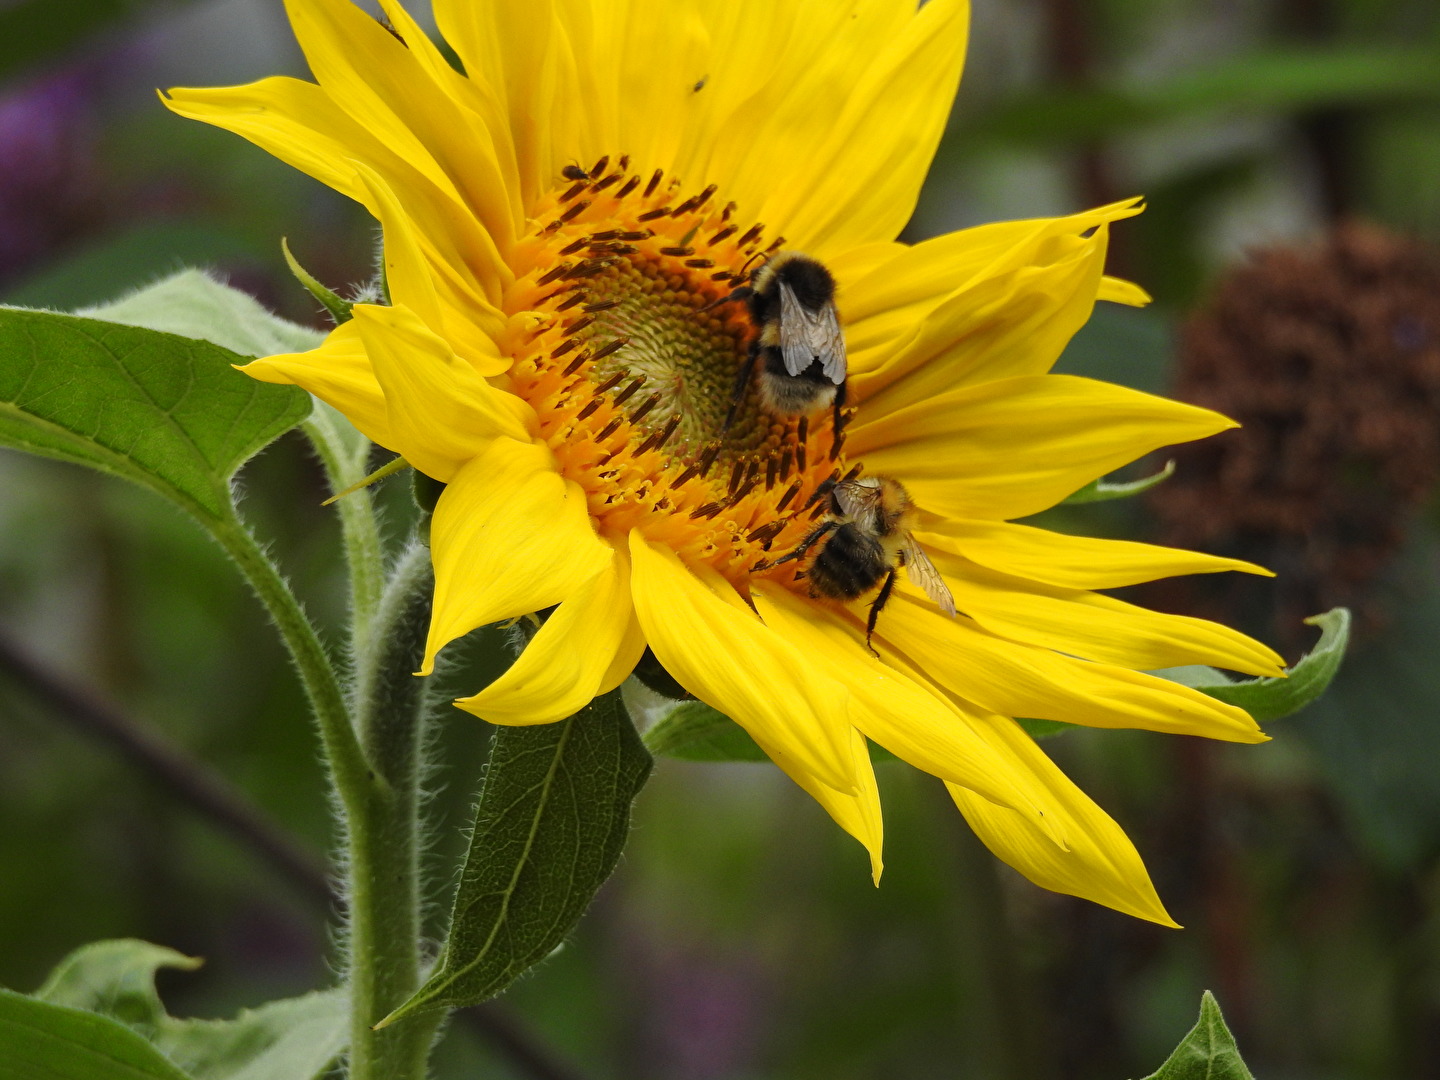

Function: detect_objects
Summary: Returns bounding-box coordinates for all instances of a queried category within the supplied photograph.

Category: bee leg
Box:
[698,284,754,313]
[722,340,760,433]
[864,566,899,656]
[799,474,838,514]
[752,520,836,572]
[828,379,848,461]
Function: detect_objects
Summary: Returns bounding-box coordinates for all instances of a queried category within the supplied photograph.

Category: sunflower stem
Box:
[303,404,386,647]
[210,513,369,817]
[345,542,444,1080]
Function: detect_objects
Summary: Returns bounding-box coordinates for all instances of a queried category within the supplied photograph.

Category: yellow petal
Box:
[238,319,390,447]
[845,201,1141,328]
[762,0,971,255]
[356,168,443,333]
[374,176,512,331]
[677,0,931,237]
[374,0,519,188]
[848,374,1237,521]
[162,76,375,202]
[456,539,645,725]
[752,581,1063,844]
[432,0,580,207]
[162,79,512,314]
[350,304,532,481]
[627,531,858,795]
[876,593,1266,743]
[915,518,1272,590]
[353,162,507,369]
[612,1,711,180]
[1098,275,1151,306]
[947,713,1178,926]
[914,555,1285,677]
[667,0,799,193]
[422,438,610,674]
[668,0,846,197]
[281,0,522,253]
[550,0,614,165]
[758,726,886,886]
[827,240,907,289]
[842,200,1142,398]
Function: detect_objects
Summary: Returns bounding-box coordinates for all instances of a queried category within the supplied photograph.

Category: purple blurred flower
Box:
[0,70,105,287]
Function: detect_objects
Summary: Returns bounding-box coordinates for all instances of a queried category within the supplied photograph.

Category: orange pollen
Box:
[498,155,853,588]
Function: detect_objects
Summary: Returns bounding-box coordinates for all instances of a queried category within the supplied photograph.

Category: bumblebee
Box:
[755,475,956,648]
[720,251,847,433]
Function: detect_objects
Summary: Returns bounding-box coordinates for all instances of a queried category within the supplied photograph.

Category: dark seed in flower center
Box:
[502,157,849,583]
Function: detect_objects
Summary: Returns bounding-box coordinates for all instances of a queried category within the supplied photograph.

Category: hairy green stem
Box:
[211,514,370,817]
[303,406,386,647]
[346,543,443,1079]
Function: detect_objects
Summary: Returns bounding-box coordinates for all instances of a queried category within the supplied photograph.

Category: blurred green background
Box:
[3,0,1440,1077]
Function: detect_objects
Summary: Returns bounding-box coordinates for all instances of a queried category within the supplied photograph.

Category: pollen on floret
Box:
[498,155,854,589]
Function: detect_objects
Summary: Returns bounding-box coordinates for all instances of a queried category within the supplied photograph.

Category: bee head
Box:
[754,250,836,311]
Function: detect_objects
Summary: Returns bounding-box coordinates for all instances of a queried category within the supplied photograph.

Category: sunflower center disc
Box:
[500,156,851,584]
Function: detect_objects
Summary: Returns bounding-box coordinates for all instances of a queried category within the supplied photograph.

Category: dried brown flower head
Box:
[1151,223,1440,647]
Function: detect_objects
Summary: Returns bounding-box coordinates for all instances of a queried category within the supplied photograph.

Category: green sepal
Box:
[0,306,310,523]
[1064,459,1175,504]
[321,453,410,506]
[631,647,695,701]
[20,938,346,1080]
[379,688,652,1024]
[1155,607,1350,723]
[282,238,354,325]
[1138,991,1254,1080]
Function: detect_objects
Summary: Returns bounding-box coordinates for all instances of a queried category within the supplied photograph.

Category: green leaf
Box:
[35,940,202,1029]
[1139,991,1254,1080]
[1155,608,1350,724]
[1064,460,1174,505]
[33,939,346,1080]
[0,306,310,521]
[382,689,653,1023]
[1015,717,1077,740]
[0,989,195,1080]
[78,269,325,358]
[642,700,770,762]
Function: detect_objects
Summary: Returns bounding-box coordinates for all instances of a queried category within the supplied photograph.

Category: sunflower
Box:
[165,0,1284,926]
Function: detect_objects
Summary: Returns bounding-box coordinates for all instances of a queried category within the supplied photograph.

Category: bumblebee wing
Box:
[778,280,847,384]
[813,301,847,385]
[832,479,883,520]
[902,538,957,617]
